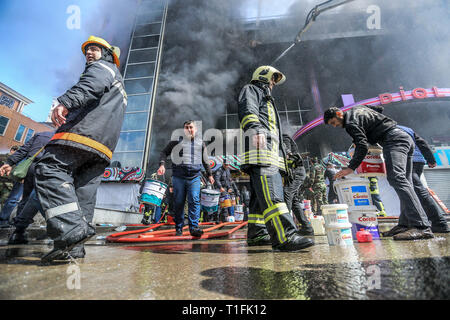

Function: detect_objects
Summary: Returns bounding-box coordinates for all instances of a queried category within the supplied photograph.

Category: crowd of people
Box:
[0,36,448,262]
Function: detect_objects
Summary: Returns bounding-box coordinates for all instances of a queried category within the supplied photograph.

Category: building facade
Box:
[0,82,53,153]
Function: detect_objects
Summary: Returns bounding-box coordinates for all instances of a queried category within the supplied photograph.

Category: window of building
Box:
[0,116,10,136]
[115,131,146,152]
[134,23,162,37]
[14,124,26,142]
[0,95,16,108]
[124,78,154,94]
[111,152,143,168]
[128,48,158,64]
[126,62,156,79]
[24,128,35,143]
[136,11,163,25]
[122,112,149,131]
[126,94,152,112]
[131,35,160,50]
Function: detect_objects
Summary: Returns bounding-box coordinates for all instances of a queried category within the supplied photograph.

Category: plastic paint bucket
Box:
[348,208,380,240]
[355,147,387,177]
[325,222,354,246]
[219,194,232,208]
[235,205,244,221]
[310,215,326,235]
[321,204,349,226]
[140,179,168,206]
[201,189,220,213]
[333,178,373,210]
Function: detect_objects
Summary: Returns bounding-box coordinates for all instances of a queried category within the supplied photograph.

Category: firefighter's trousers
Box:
[247,166,299,246]
[34,145,108,245]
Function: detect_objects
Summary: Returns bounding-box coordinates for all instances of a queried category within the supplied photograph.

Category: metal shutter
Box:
[423,169,450,210]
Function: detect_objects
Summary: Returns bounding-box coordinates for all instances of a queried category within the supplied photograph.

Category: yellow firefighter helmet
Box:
[81,36,121,67]
[251,65,286,85]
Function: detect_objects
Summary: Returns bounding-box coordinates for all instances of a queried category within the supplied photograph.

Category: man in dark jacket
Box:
[324,106,433,240]
[214,159,239,221]
[157,120,214,237]
[0,146,21,227]
[282,134,313,235]
[35,36,127,262]
[397,125,449,233]
[238,65,314,251]
[0,130,54,230]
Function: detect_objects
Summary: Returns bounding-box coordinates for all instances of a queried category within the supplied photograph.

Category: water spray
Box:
[272,0,357,64]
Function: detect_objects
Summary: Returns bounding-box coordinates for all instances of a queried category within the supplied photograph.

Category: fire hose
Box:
[106,221,248,243]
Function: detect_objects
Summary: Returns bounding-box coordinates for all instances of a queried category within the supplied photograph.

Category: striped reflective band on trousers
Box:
[263,202,289,244]
[51,132,113,159]
[248,213,265,225]
[45,202,79,221]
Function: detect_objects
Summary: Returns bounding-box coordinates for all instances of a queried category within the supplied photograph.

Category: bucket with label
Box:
[325,222,354,246]
[201,189,221,213]
[140,179,168,206]
[333,178,373,210]
[348,208,380,240]
[321,204,349,227]
[235,204,244,221]
[219,194,232,208]
[349,145,386,177]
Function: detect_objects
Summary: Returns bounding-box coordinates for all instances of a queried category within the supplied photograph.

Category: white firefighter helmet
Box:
[251,65,286,85]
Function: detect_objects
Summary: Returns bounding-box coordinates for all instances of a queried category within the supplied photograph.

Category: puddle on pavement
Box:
[199,256,450,299]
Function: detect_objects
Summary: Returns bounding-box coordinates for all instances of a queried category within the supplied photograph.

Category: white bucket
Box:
[349,146,386,177]
[141,179,168,206]
[333,178,373,210]
[201,189,221,213]
[348,208,381,240]
[310,216,326,235]
[234,205,244,221]
[227,216,235,222]
[325,222,354,246]
[321,204,349,227]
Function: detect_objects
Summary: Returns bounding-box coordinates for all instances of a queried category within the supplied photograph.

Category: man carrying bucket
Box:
[214,158,239,222]
[238,66,314,251]
[323,106,434,240]
[158,120,214,237]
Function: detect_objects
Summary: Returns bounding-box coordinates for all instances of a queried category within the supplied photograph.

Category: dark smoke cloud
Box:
[149,0,255,169]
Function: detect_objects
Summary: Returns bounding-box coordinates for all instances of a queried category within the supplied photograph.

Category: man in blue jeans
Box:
[157,120,214,237]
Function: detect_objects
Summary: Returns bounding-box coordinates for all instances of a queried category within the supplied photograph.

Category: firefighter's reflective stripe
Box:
[242,150,285,169]
[51,132,113,159]
[369,177,379,195]
[112,80,128,106]
[248,213,265,225]
[260,175,273,207]
[98,61,116,78]
[46,202,79,221]
[263,202,289,243]
[240,114,260,129]
[267,101,277,132]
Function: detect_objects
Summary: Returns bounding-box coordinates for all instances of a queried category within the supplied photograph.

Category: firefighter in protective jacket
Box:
[238,66,314,251]
[36,36,127,262]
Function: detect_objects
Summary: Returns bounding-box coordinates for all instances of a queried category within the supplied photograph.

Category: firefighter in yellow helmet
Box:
[238,66,315,251]
[36,36,127,262]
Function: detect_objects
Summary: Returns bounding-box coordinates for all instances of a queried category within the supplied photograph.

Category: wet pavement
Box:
[0,223,449,300]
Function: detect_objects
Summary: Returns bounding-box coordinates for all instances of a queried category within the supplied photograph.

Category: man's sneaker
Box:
[175,229,183,236]
[393,227,434,241]
[431,224,450,233]
[381,225,408,237]
[247,234,272,246]
[273,234,315,252]
[8,230,29,245]
[189,227,204,238]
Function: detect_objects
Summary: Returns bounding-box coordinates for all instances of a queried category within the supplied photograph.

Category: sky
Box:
[0,0,136,122]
